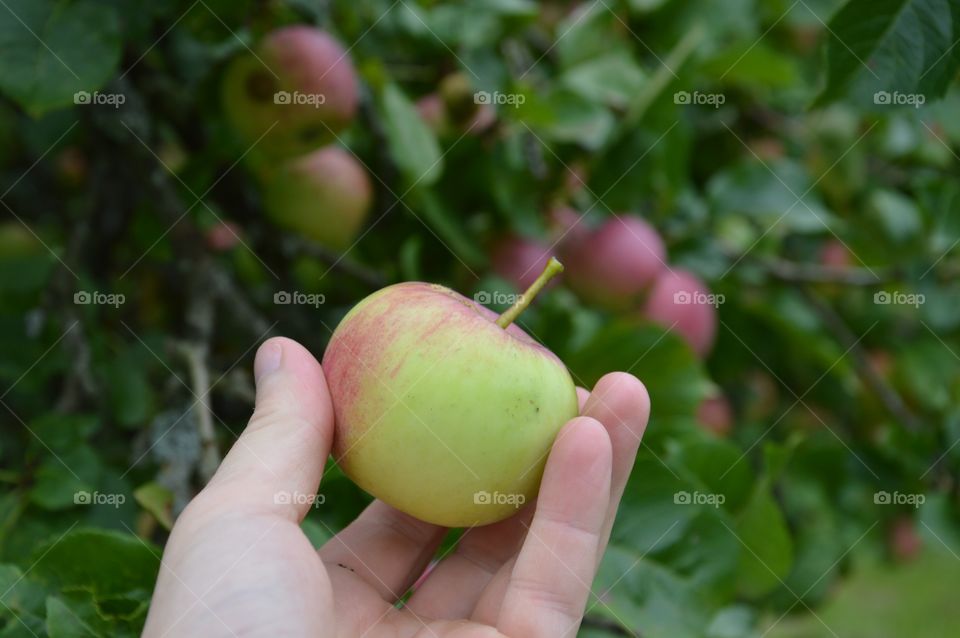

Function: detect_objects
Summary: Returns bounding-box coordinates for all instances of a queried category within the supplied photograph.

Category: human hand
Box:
[143,336,649,637]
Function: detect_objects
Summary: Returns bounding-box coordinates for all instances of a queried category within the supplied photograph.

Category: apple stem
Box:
[496,257,564,329]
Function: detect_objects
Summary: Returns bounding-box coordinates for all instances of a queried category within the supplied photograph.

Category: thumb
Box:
[206,336,334,521]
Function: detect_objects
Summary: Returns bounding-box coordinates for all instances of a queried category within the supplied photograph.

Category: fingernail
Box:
[254,340,283,383]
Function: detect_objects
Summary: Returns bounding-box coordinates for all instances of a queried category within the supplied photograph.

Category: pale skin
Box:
[143,336,650,637]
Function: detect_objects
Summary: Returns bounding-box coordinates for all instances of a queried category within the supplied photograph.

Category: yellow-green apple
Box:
[221,26,358,160]
[642,268,717,357]
[261,146,372,250]
[563,214,666,308]
[322,259,578,527]
[490,235,553,291]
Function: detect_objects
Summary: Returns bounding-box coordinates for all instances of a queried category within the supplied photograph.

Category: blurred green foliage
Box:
[1,0,960,636]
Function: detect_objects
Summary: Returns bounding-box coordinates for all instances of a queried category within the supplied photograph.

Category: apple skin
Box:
[563,215,666,308]
[490,236,553,291]
[642,268,717,357]
[222,26,358,160]
[261,146,372,250]
[322,282,579,527]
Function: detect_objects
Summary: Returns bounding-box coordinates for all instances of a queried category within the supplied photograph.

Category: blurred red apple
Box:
[889,516,922,562]
[819,238,851,269]
[697,393,733,436]
[642,268,718,357]
[564,215,666,308]
[491,236,554,292]
[206,220,242,252]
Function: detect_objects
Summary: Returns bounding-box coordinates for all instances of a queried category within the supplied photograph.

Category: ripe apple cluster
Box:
[493,207,719,358]
[491,206,731,435]
[222,26,372,250]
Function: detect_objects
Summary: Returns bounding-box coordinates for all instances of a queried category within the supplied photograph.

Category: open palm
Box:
[144,337,649,638]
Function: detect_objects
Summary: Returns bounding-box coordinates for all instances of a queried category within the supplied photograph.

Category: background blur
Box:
[2,0,960,636]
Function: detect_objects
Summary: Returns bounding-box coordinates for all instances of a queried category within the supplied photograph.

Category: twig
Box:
[177,260,222,482]
[801,288,921,432]
[763,256,889,285]
[174,341,220,483]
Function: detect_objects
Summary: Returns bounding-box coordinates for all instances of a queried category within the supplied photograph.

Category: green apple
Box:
[221,26,358,160]
[261,146,372,250]
[322,259,578,527]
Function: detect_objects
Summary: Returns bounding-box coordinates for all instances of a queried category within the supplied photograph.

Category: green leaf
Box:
[703,42,800,90]
[815,0,960,107]
[566,321,708,428]
[30,446,100,511]
[30,529,160,597]
[670,438,755,512]
[378,82,443,186]
[561,53,647,109]
[133,483,173,530]
[735,488,794,598]
[592,543,709,638]
[708,159,836,234]
[46,596,97,637]
[0,0,121,116]
[0,564,47,619]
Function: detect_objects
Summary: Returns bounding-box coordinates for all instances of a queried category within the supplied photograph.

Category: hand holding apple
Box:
[144,336,650,638]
